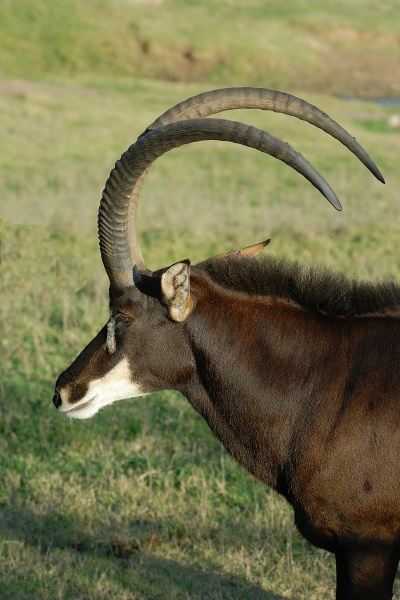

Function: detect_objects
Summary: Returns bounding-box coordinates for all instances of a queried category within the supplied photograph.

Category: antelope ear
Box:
[161,260,193,322]
[237,239,271,258]
[212,239,271,261]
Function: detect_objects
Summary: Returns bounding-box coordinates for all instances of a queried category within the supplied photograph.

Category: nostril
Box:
[53,391,62,409]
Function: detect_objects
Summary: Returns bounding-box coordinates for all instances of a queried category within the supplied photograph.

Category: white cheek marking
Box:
[64,357,145,420]
[106,320,116,354]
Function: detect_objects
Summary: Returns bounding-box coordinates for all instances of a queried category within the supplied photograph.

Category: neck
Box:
[179,294,332,491]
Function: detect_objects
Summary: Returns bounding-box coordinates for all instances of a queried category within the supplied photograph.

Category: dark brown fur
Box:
[54,86,395,599]
[182,256,400,598]
[198,254,400,317]
[56,254,400,599]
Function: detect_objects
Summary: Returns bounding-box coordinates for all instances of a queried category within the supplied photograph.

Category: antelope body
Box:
[53,88,400,599]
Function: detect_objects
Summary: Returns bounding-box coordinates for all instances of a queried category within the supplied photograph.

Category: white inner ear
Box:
[161,262,189,304]
[161,262,192,322]
[63,357,145,420]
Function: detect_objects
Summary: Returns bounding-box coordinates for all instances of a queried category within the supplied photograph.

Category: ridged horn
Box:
[118,88,383,280]
[99,118,343,288]
[142,87,384,184]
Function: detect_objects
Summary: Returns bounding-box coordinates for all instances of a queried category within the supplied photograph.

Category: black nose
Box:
[53,391,62,409]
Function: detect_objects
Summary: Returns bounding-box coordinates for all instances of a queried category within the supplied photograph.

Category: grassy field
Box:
[1,0,400,98]
[1,1,400,599]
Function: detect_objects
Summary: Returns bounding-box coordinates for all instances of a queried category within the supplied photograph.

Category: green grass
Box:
[1,1,400,597]
[1,77,400,599]
[1,0,399,98]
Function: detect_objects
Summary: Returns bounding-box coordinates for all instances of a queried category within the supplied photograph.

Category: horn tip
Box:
[324,191,342,211]
[377,172,385,185]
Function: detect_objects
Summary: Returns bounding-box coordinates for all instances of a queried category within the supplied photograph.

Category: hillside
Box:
[1,0,399,98]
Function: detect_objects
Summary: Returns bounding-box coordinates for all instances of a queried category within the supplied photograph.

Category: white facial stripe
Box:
[106,319,116,354]
[62,357,145,420]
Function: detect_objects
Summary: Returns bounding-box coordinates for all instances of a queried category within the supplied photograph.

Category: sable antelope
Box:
[53,88,400,600]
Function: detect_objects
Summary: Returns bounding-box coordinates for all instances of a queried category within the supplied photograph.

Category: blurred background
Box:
[1,1,400,598]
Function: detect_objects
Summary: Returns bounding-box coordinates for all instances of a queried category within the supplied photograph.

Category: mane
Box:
[198,255,400,317]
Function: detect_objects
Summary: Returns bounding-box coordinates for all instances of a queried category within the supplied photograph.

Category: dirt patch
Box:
[1,28,398,101]
[0,78,95,99]
[305,46,400,99]
[289,24,400,99]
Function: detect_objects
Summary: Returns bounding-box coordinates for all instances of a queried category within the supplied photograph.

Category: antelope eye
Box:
[112,313,133,325]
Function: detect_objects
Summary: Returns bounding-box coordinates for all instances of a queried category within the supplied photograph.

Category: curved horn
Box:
[99,118,342,288]
[122,88,383,275]
[142,87,384,184]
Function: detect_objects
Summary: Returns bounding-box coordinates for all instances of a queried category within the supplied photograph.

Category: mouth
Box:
[59,393,98,418]
[62,401,91,414]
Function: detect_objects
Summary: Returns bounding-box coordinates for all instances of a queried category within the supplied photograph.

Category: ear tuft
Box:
[161,261,192,322]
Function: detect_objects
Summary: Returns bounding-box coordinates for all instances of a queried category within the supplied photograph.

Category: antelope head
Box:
[53,88,383,419]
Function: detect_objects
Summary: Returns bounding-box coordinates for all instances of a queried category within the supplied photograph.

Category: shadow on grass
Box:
[0,504,291,600]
